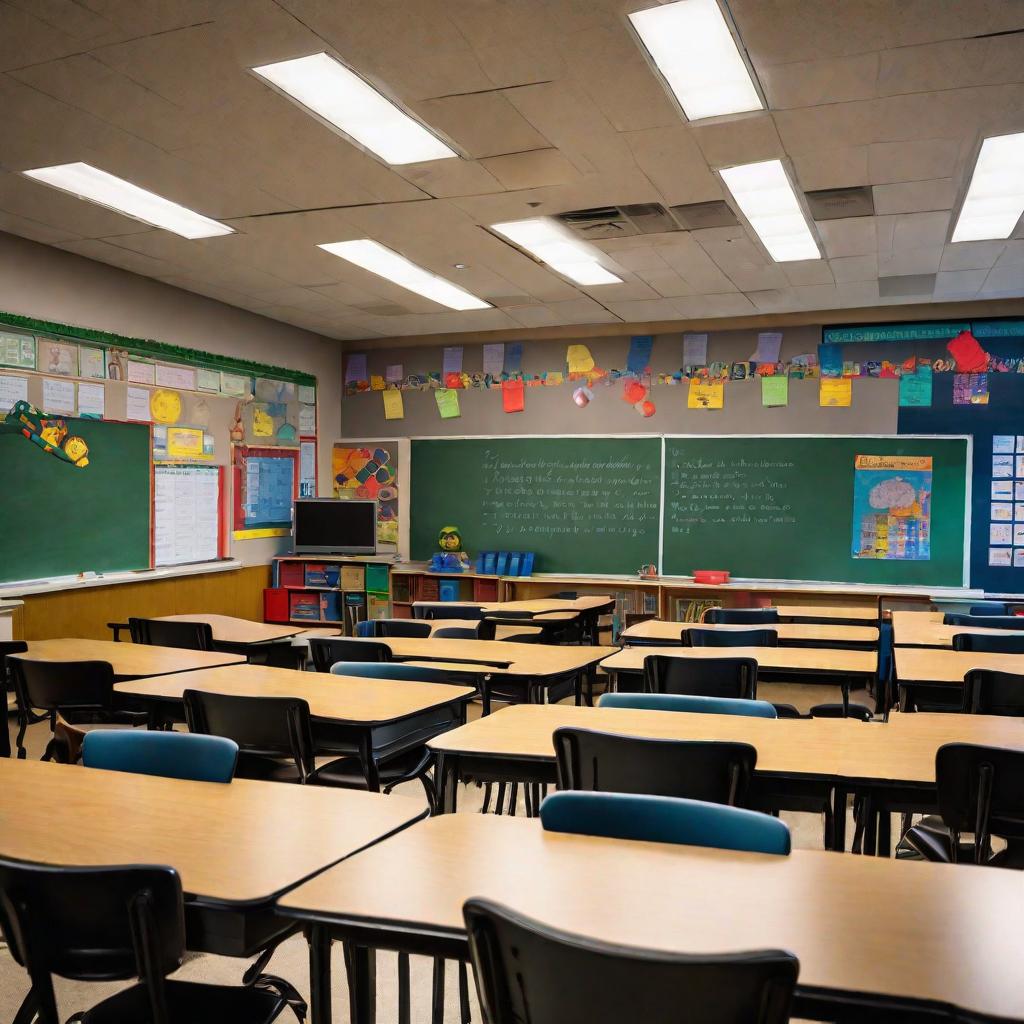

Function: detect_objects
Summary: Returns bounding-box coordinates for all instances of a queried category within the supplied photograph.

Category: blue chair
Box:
[540,791,791,855]
[355,620,376,638]
[969,602,1009,616]
[599,692,777,718]
[82,730,238,783]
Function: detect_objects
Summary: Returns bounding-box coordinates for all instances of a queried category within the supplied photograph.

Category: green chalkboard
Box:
[411,437,660,574]
[662,436,969,586]
[1,418,151,584]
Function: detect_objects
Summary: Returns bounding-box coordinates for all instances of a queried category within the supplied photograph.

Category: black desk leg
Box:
[832,785,848,853]
[343,942,377,1024]
[308,925,332,1024]
[435,752,458,814]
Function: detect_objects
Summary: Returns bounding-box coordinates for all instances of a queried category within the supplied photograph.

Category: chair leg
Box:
[431,957,446,1024]
[458,960,472,1024]
[877,808,892,858]
[494,782,506,815]
[481,783,492,814]
[397,952,411,1024]
[508,782,519,816]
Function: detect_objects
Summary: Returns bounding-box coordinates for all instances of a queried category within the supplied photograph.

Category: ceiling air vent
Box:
[878,274,936,298]
[619,203,679,234]
[669,200,740,230]
[557,207,639,239]
[805,186,875,221]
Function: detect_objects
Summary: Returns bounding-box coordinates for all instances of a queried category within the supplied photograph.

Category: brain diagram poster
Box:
[851,455,932,561]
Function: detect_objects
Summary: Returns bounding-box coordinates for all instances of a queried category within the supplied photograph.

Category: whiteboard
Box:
[154,465,221,567]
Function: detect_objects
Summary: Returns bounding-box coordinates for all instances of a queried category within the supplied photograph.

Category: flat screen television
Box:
[293,499,377,555]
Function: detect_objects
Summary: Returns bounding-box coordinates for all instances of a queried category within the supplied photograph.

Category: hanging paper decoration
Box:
[640,400,656,418]
[623,379,647,404]
[1,401,89,467]
[573,386,593,407]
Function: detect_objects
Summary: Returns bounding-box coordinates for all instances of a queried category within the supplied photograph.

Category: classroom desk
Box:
[426,619,544,640]
[414,596,611,614]
[894,646,1024,706]
[772,604,879,622]
[277,813,1024,1024]
[155,613,340,645]
[10,638,245,681]
[892,610,1024,648]
[0,757,424,967]
[621,619,879,646]
[115,663,475,791]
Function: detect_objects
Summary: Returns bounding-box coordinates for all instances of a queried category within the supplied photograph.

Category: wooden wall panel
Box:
[17,565,271,641]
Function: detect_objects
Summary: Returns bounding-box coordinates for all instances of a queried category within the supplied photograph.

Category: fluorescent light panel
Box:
[629,0,762,121]
[719,159,820,262]
[252,52,456,165]
[21,162,232,239]
[490,218,622,285]
[319,239,490,311]
[952,132,1024,242]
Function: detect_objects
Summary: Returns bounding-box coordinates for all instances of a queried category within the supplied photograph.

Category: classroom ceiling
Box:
[1,0,1023,342]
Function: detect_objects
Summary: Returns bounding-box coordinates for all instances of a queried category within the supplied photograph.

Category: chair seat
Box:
[235,749,432,788]
[810,702,874,721]
[80,979,286,1024]
[897,816,960,863]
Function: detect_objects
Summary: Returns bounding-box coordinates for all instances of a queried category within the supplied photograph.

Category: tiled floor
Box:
[1,679,869,1022]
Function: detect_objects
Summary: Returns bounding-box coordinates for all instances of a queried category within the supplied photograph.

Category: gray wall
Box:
[342,327,902,437]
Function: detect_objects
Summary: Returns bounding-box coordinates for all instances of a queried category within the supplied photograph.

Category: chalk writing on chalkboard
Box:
[479,450,659,540]
[667,456,799,534]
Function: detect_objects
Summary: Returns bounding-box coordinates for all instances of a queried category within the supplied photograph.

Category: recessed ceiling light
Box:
[21,162,233,239]
[718,159,821,262]
[453,263,467,270]
[490,218,623,285]
[319,239,490,311]
[951,132,1024,243]
[628,0,763,122]
[252,52,457,165]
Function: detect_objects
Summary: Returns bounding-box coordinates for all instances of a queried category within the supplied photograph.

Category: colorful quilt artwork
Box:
[851,455,932,560]
[332,445,398,545]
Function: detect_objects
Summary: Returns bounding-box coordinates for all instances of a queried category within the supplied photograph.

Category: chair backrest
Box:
[330,661,477,686]
[127,617,214,650]
[540,791,791,855]
[554,728,756,805]
[0,641,27,687]
[686,628,778,648]
[969,602,1009,616]
[308,637,391,672]
[375,619,432,638]
[936,743,1024,863]
[643,655,758,700]
[598,692,777,718]
[944,614,1024,631]
[478,617,540,643]
[419,605,484,620]
[82,730,238,783]
[184,689,315,779]
[704,608,780,624]
[0,859,184,1024]
[250,642,307,670]
[355,620,376,637]
[432,626,480,639]
[12,659,115,714]
[953,633,1024,654]
[963,670,1024,716]
[464,897,798,1024]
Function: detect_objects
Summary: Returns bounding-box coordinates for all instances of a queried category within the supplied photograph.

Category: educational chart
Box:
[232,446,298,538]
[851,455,932,561]
[989,435,1024,569]
[410,437,660,574]
[333,444,399,545]
[154,465,221,566]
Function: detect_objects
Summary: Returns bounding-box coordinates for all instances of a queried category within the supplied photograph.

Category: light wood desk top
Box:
[892,610,1023,648]
[0,758,424,905]
[428,703,852,778]
[278,813,1024,1021]
[601,645,877,676]
[895,647,1024,685]
[348,637,619,677]
[414,596,610,614]
[155,614,339,644]
[11,639,245,681]
[115,664,474,724]
[772,605,878,621]
[622,620,878,644]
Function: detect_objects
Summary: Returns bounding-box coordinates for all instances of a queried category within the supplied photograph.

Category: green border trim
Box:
[0,311,317,387]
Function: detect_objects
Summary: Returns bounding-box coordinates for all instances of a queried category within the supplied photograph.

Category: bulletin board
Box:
[232,445,299,539]
[154,464,226,566]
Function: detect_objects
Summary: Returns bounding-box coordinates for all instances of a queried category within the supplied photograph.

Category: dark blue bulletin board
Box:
[899,355,1024,595]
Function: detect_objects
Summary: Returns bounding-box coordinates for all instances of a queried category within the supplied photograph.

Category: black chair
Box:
[953,632,1024,654]
[128,617,214,650]
[0,859,288,1024]
[0,641,27,758]
[943,614,1024,631]
[375,619,431,638]
[478,617,541,643]
[308,637,390,672]
[418,605,484,620]
[643,654,758,700]
[704,609,779,625]
[432,626,480,639]
[10,659,141,762]
[686,629,778,648]
[554,727,756,806]
[248,643,307,670]
[901,744,1024,867]
[963,669,1024,716]
[183,689,436,806]
[464,898,798,1024]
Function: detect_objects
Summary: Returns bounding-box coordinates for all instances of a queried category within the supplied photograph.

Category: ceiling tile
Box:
[480,150,581,190]
[867,138,962,184]
[938,241,1007,272]
[760,52,880,109]
[413,92,550,159]
[816,217,877,258]
[933,269,987,299]
[829,254,878,282]
[872,178,955,215]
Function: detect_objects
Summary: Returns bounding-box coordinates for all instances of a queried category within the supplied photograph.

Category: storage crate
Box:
[367,594,391,620]
[391,575,411,603]
[413,576,439,601]
[439,579,460,602]
[365,563,389,594]
[279,561,305,588]
[305,563,329,587]
[341,565,365,591]
[472,578,499,601]
[263,588,289,624]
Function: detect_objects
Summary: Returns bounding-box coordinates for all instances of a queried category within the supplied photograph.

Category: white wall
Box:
[0,230,343,564]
